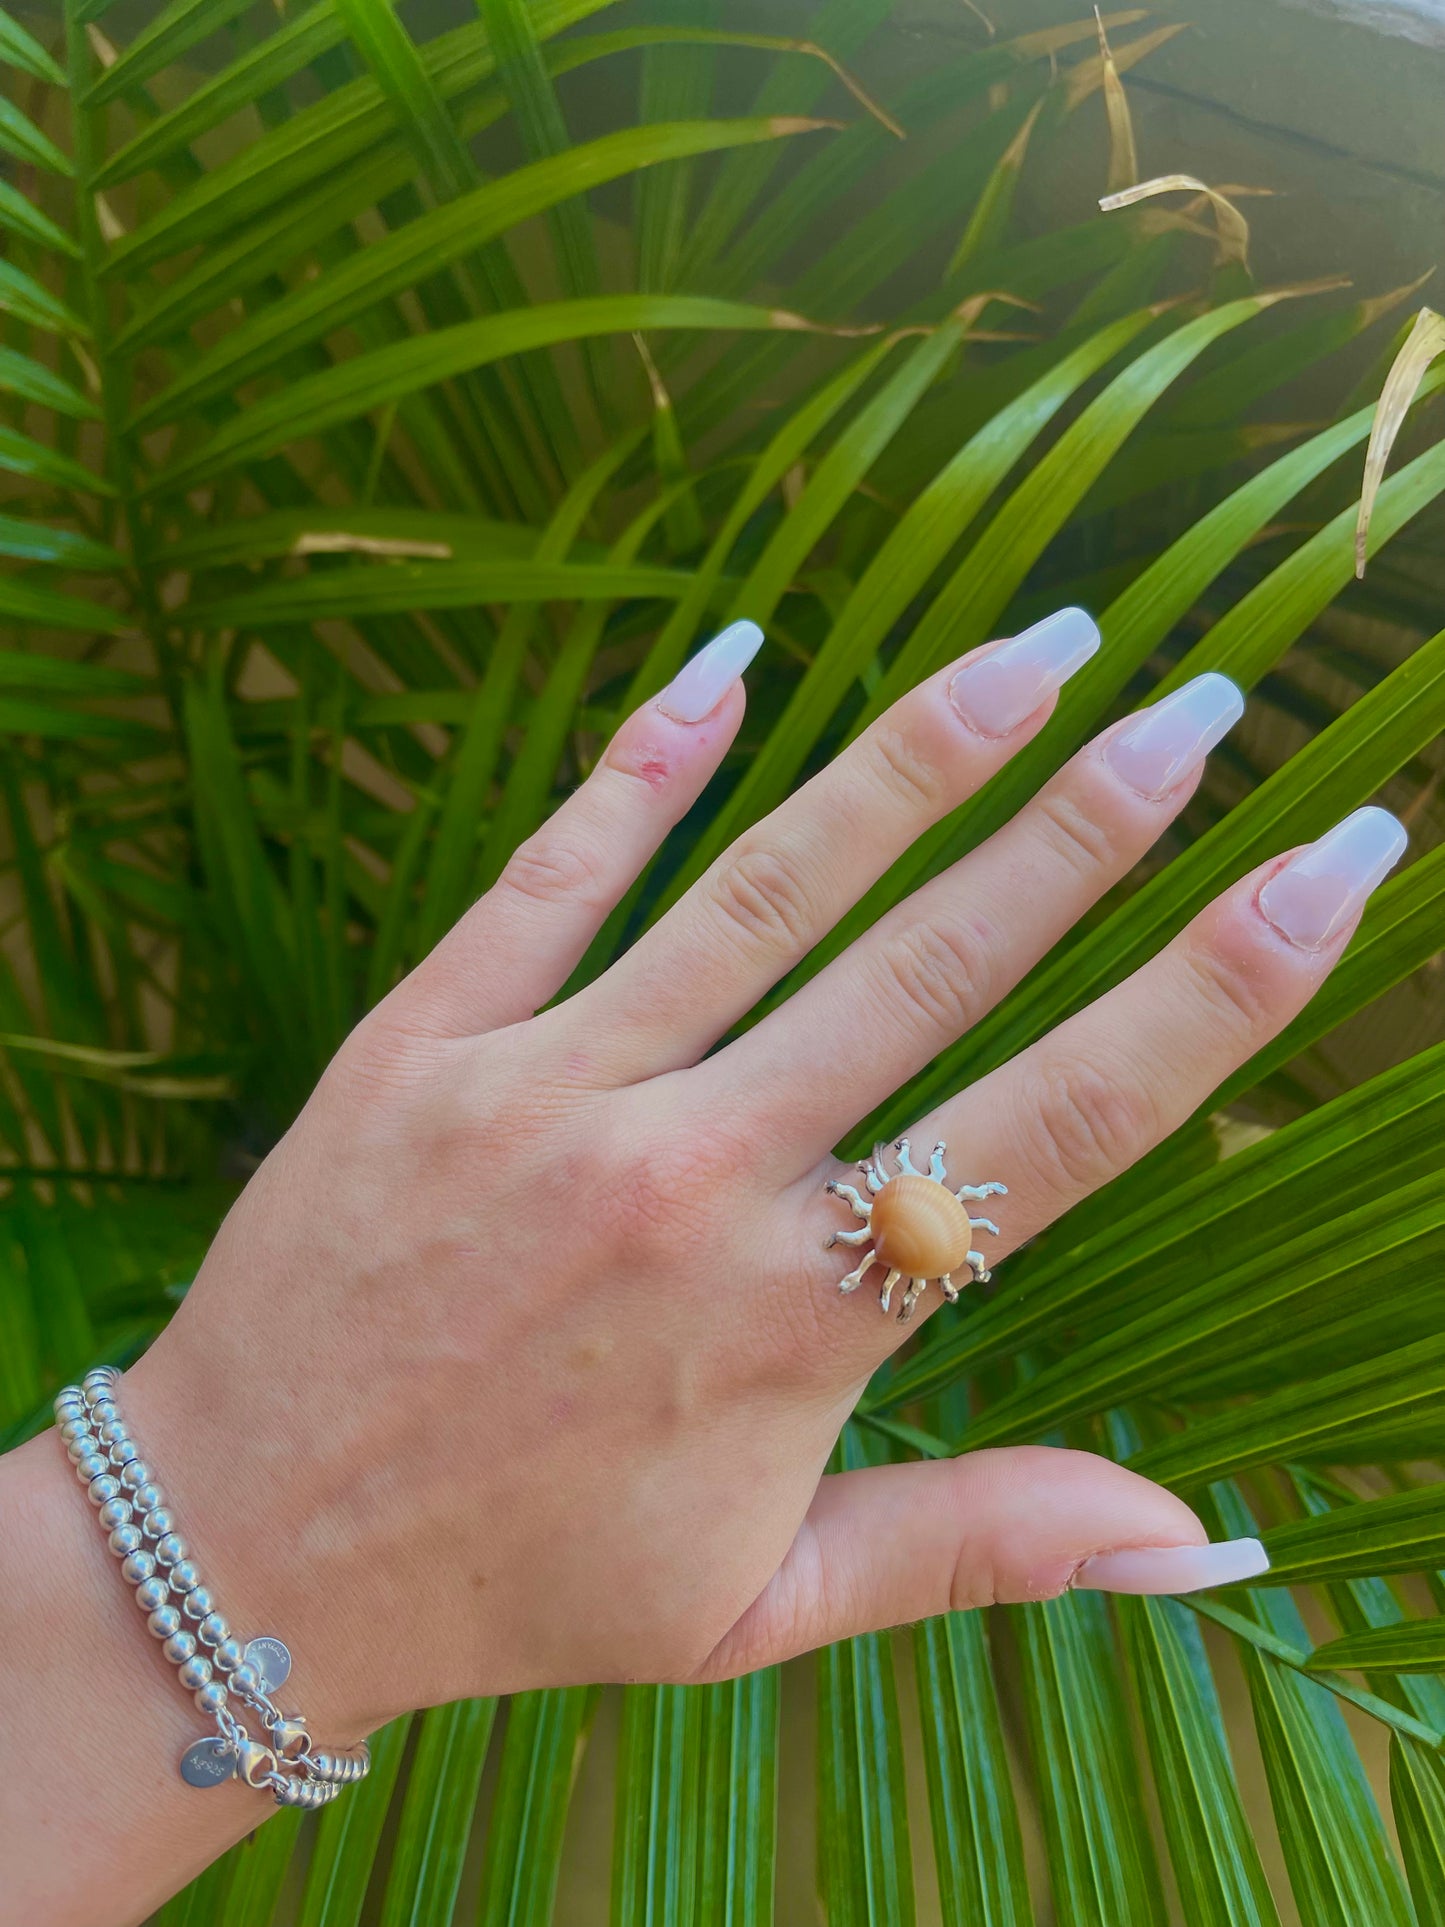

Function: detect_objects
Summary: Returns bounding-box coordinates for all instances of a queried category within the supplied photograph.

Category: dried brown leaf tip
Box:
[1099,173,1268,269]
[786,40,905,140]
[1063,21,1186,113]
[1355,306,1445,578]
[1093,6,1138,194]
[291,533,452,559]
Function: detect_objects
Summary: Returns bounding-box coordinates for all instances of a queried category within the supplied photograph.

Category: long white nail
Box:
[1104,673,1244,801]
[655,620,764,723]
[1074,1536,1269,1595]
[1258,806,1408,953]
[947,607,1100,738]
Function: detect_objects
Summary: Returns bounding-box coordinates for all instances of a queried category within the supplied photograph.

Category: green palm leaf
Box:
[6,4,1444,1921]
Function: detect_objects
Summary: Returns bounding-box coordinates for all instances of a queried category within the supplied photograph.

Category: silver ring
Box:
[824,1136,1006,1323]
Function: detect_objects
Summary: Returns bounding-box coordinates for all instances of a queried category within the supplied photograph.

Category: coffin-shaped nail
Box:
[1258,806,1408,953]
[948,607,1101,738]
[1105,672,1244,800]
[1074,1536,1270,1595]
[656,620,765,723]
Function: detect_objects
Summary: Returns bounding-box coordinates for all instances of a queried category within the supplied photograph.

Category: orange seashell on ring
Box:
[870,1175,973,1277]
[823,1137,1007,1322]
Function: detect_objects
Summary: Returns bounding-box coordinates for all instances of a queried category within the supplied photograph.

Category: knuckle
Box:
[864,720,948,817]
[599,1109,749,1251]
[761,1186,904,1392]
[877,914,997,1039]
[1022,1054,1155,1195]
[498,833,608,914]
[707,839,817,956]
[428,1052,560,1170]
[1033,787,1121,878]
[1182,933,1279,1037]
[319,1002,460,1115]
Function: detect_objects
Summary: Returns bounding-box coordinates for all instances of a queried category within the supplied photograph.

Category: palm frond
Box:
[4,3,1443,1920]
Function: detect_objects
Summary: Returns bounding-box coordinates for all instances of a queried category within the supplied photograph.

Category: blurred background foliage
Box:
[2,0,1444,1921]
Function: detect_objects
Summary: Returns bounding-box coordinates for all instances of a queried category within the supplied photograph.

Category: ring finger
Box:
[806,807,1407,1336]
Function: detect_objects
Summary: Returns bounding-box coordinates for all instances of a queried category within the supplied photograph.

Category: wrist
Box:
[0,1429,266,1924]
[123,1322,398,1743]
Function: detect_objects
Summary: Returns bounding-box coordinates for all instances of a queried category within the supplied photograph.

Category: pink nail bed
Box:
[1258,807,1407,952]
[655,620,764,723]
[1074,1536,1269,1595]
[1104,673,1244,800]
[948,608,1100,738]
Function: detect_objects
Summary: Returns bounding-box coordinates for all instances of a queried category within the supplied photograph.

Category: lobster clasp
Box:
[270,1715,312,1759]
[233,1737,280,1789]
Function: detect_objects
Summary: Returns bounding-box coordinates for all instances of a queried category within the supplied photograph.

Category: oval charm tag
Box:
[245,1636,292,1693]
[179,1736,236,1788]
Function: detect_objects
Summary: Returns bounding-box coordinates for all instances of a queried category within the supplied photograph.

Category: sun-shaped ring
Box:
[824,1137,1006,1323]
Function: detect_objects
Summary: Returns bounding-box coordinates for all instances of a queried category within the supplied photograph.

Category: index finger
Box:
[565,607,1102,1083]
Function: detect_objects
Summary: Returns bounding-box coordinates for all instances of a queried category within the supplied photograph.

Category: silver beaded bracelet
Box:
[54,1366,370,1807]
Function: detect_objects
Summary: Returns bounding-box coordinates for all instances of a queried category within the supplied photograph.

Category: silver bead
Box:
[131,1481,164,1514]
[148,1605,183,1639]
[66,1435,96,1463]
[182,1585,215,1620]
[89,1398,118,1427]
[82,1371,112,1399]
[194,1681,229,1715]
[141,1508,173,1540]
[154,1533,187,1568]
[169,1561,201,1594]
[119,1460,152,1493]
[59,1416,90,1443]
[97,1417,126,1444]
[108,1524,144,1557]
[198,1613,229,1648]
[213,1639,244,1673]
[177,1655,213,1692]
[163,1630,198,1664]
[75,1451,107,1484]
[54,1391,85,1419]
[107,1437,140,1469]
[121,1549,157,1585]
[87,1473,121,1507]
[98,1497,133,1531]
[230,1661,260,1694]
[134,1576,170,1612]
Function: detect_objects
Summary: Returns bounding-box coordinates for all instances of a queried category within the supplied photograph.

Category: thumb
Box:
[697,1446,1269,1680]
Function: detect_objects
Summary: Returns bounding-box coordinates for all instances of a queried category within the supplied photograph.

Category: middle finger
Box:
[700,670,1246,1165]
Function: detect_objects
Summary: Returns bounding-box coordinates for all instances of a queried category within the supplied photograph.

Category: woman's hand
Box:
[4,609,1406,1920]
[114,607,1403,1738]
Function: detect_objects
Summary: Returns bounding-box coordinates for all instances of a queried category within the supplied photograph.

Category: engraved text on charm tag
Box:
[245,1636,292,1693]
[179,1736,236,1787]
